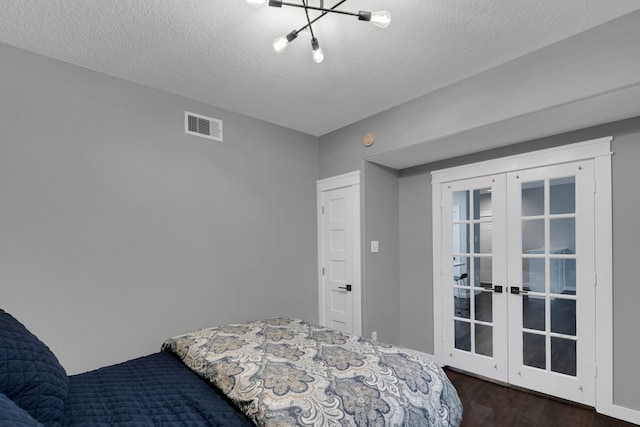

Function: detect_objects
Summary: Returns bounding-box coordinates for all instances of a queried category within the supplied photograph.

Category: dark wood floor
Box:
[444,368,637,427]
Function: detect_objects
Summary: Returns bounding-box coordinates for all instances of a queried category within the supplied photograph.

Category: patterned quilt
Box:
[162,318,462,427]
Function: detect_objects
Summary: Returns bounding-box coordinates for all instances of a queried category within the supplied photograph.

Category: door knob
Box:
[510,286,529,295]
[338,284,352,292]
[481,284,503,293]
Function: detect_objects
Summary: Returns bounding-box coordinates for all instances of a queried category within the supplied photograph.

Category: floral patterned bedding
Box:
[162,318,462,427]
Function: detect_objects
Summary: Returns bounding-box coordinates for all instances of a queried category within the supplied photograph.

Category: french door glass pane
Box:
[550,177,576,214]
[454,256,470,281]
[523,296,545,331]
[474,257,492,288]
[561,259,576,295]
[551,298,576,335]
[454,288,470,319]
[473,188,492,220]
[550,218,575,253]
[522,180,544,216]
[453,224,470,254]
[475,291,492,323]
[522,219,545,253]
[522,258,545,293]
[550,257,574,294]
[453,190,470,221]
[474,223,493,254]
[455,321,471,351]
[551,337,577,376]
[475,324,493,357]
[523,332,545,369]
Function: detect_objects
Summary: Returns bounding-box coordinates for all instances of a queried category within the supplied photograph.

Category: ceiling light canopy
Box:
[247,0,391,63]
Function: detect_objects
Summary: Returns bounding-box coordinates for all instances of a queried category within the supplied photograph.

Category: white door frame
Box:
[317,171,362,336]
[432,137,626,419]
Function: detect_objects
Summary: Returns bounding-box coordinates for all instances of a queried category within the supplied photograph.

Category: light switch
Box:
[371,240,379,253]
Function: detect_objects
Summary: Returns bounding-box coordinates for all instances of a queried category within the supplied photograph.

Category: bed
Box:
[0,308,254,427]
[162,318,462,426]
[1,309,462,426]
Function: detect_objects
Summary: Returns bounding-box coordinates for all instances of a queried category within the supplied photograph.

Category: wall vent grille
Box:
[185,111,223,141]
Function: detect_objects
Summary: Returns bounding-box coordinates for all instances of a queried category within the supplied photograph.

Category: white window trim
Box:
[431,137,638,423]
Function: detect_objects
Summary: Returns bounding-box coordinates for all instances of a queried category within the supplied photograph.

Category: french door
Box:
[442,174,509,382]
[506,162,595,405]
[439,160,596,405]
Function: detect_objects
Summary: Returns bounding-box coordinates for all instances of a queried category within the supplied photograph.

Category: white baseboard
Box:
[598,403,640,425]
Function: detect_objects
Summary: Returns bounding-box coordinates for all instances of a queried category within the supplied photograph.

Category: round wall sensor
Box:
[363,133,374,147]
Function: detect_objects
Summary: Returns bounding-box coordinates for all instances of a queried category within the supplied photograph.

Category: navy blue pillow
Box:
[0,309,69,427]
[0,392,44,426]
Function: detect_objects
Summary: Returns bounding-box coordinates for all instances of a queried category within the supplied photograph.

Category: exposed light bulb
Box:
[273,30,298,53]
[246,0,267,7]
[273,36,288,52]
[312,48,324,63]
[370,11,391,28]
[311,38,324,63]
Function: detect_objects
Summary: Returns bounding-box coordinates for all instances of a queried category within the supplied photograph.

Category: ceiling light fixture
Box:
[247,0,391,63]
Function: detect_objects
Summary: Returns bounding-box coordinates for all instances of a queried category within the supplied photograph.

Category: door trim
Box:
[432,137,615,414]
[317,171,362,336]
[431,137,612,184]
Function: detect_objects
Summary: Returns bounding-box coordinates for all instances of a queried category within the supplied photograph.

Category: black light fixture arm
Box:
[287,0,347,37]
[269,0,365,20]
[303,0,316,40]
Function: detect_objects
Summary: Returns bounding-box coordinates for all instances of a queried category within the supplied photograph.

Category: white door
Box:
[442,174,509,382]
[506,161,595,406]
[317,172,361,335]
[439,161,596,405]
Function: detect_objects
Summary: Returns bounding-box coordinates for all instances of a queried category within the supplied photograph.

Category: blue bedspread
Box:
[63,351,255,427]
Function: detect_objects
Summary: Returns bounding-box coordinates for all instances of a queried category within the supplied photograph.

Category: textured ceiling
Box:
[1,0,640,136]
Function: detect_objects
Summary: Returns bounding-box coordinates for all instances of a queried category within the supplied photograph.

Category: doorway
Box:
[317,171,361,335]
[432,138,612,406]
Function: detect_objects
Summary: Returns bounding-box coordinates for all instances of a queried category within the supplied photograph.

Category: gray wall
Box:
[0,43,319,374]
[610,132,640,410]
[398,171,433,353]
[362,162,400,344]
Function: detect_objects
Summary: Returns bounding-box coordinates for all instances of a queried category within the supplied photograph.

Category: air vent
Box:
[185,111,223,141]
